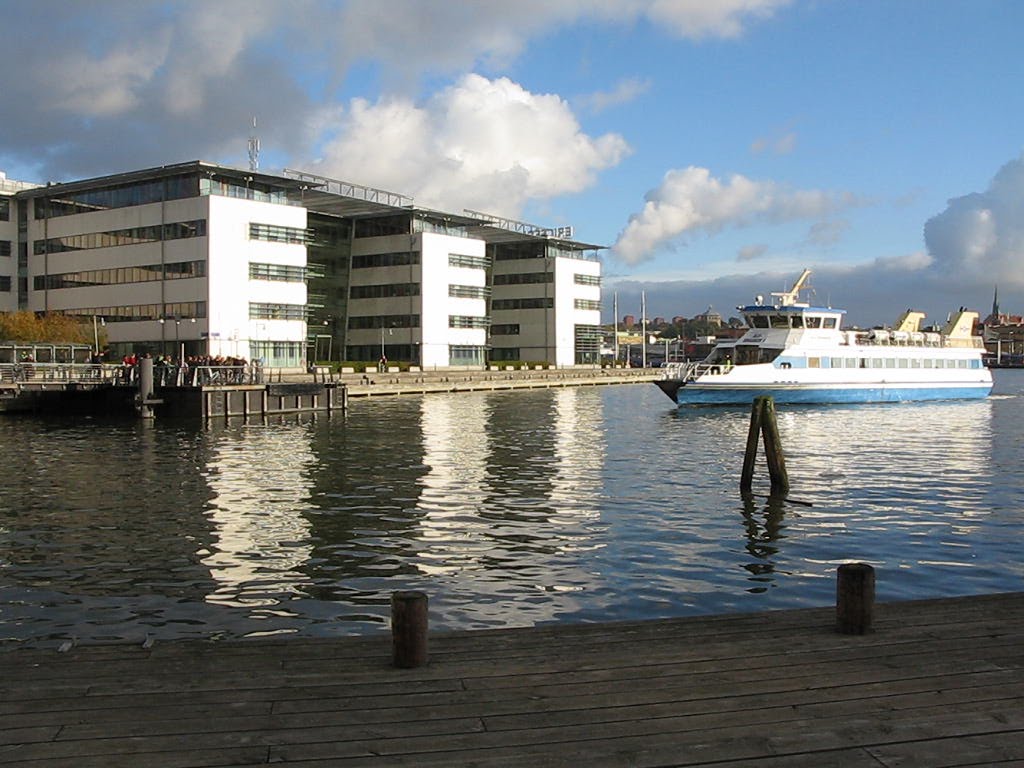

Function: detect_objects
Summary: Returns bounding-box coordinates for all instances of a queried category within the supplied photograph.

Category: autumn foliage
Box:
[0,311,96,345]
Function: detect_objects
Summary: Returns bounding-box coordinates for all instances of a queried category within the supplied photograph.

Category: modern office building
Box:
[3,161,603,369]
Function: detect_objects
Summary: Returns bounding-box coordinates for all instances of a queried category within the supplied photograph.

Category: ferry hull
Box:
[669,382,992,406]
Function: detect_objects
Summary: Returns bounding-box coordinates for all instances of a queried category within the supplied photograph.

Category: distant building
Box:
[693,305,723,327]
[622,314,636,329]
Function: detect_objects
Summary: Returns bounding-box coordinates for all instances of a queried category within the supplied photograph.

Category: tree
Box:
[0,311,94,344]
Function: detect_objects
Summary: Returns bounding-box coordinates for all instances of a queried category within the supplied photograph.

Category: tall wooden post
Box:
[740,396,789,495]
[740,397,764,493]
[760,397,789,496]
[836,563,875,634]
[391,591,429,668]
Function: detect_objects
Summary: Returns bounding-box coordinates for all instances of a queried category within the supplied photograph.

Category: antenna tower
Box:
[248,116,260,172]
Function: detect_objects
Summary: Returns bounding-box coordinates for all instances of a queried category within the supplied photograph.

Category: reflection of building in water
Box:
[202,424,315,608]
[413,389,606,627]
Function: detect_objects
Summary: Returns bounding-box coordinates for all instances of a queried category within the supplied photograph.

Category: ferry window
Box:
[808,357,820,368]
[845,357,857,368]
[885,358,896,368]
[871,359,884,368]
[910,359,922,368]
[957,359,967,369]
[822,317,837,329]
[751,316,769,328]
[923,359,933,368]
[970,359,980,369]
[790,316,804,328]
[898,359,909,368]
[805,316,822,329]
[770,314,789,328]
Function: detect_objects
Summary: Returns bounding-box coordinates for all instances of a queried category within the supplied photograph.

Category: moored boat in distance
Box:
[657,269,993,406]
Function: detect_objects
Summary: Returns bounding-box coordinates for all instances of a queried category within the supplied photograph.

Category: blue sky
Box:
[2,0,1022,327]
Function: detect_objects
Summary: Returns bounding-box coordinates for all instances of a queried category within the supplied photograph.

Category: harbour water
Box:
[2,371,1023,648]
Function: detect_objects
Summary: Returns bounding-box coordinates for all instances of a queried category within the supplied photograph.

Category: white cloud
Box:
[924,153,1024,286]
[612,166,855,265]
[576,77,652,114]
[646,0,793,39]
[313,74,630,216]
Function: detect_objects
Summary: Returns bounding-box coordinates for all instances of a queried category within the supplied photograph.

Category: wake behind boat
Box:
[657,269,993,406]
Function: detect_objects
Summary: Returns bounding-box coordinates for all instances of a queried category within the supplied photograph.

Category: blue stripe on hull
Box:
[675,385,992,406]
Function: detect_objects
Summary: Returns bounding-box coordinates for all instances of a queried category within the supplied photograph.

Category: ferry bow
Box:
[657,270,993,406]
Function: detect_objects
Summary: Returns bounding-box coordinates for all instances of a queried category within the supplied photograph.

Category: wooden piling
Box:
[760,397,789,495]
[836,562,875,634]
[740,396,789,495]
[740,397,764,493]
[391,590,429,668]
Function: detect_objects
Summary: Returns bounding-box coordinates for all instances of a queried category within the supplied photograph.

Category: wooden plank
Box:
[0,593,1021,767]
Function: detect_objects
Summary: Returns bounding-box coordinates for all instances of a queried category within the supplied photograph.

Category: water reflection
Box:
[202,422,316,608]
[1,373,1023,647]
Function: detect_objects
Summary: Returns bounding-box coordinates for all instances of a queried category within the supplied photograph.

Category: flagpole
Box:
[613,292,619,367]
[641,291,647,369]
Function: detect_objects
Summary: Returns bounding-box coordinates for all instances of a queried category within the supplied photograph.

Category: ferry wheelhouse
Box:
[657,270,993,405]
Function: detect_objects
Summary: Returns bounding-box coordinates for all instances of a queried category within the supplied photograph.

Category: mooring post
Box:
[138,357,155,419]
[836,562,875,634]
[391,591,429,668]
[759,397,789,496]
[740,396,765,493]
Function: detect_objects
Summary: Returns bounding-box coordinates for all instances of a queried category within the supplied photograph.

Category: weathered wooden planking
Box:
[1,592,1022,767]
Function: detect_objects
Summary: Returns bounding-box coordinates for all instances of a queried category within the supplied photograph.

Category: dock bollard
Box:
[836,563,875,634]
[391,591,429,668]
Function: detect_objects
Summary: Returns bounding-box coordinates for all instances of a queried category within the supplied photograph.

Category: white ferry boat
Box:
[657,269,993,405]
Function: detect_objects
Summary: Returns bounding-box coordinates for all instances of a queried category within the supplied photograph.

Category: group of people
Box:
[114,352,257,385]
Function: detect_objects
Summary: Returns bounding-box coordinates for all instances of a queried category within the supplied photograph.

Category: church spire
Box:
[992,285,1000,319]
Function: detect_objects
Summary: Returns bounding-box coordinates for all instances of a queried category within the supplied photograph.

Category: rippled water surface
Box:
[3,371,1023,647]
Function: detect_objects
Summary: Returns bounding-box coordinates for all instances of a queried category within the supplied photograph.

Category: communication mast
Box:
[247,116,260,172]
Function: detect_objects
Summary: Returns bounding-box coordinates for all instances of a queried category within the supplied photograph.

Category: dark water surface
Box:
[3,371,1023,647]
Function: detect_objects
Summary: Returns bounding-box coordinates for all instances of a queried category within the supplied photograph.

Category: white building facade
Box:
[6,161,604,370]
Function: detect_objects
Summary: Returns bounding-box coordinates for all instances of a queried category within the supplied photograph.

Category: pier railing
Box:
[0,362,263,387]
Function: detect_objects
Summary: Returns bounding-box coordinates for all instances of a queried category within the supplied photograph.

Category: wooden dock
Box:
[3,592,1022,767]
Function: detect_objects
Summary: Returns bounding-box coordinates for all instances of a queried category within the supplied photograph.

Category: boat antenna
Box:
[771,268,812,307]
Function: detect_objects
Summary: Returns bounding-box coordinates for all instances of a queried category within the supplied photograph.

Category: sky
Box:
[2,0,1022,328]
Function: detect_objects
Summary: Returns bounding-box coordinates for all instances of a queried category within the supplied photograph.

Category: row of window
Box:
[249,223,315,245]
[249,303,306,320]
[0,199,9,221]
[0,276,10,292]
[34,175,197,219]
[490,324,519,336]
[352,251,420,269]
[62,302,207,322]
[350,282,420,299]
[348,314,420,329]
[492,297,554,310]
[33,220,207,256]
[493,272,552,285]
[749,314,839,330]
[806,356,983,370]
[34,261,206,291]
[449,315,489,329]
[0,240,10,257]
[574,274,601,286]
[574,299,601,311]
[249,263,311,282]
